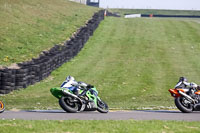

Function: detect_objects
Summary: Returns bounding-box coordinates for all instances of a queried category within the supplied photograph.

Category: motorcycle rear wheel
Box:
[0,100,5,113]
[59,96,79,113]
[175,97,193,113]
[97,99,109,113]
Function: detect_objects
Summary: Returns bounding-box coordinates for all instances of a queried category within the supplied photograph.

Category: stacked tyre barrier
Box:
[0,10,105,94]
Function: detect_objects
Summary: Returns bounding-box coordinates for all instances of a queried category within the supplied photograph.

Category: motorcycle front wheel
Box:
[175,97,193,113]
[59,96,79,113]
[97,99,109,113]
[0,100,5,113]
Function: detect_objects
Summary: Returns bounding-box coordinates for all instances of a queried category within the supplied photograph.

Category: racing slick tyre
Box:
[175,97,193,113]
[59,96,79,113]
[97,99,109,113]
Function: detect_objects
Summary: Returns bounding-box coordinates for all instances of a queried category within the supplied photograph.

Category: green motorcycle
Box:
[50,82,109,113]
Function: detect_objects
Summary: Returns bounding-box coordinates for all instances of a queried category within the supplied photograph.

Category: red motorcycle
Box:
[0,100,5,113]
[169,86,200,113]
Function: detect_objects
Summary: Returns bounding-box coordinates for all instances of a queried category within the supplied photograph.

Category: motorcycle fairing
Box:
[195,90,200,95]
[50,87,73,99]
[168,88,188,97]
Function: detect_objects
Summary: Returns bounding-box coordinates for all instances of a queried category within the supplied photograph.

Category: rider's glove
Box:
[190,82,198,88]
[197,86,200,90]
[86,84,94,89]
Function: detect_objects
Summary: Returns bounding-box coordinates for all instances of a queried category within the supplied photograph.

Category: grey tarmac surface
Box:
[0,110,200,121]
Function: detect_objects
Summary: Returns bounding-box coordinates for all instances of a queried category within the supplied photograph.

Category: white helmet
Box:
[66,76,75,82]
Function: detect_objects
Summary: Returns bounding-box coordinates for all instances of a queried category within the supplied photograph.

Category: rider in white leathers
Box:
[175,77,198,89]
[60,76,88,95]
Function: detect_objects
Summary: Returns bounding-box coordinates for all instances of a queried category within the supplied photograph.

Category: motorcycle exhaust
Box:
[62,89,85,111]
[62,89,79,99]
[178,90,195,103]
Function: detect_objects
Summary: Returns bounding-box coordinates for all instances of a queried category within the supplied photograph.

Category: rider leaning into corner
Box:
[60,76,96,96]
[175,77,200,91]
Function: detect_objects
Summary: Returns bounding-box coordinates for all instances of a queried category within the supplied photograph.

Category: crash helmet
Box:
[66,76,75,82]
[179,77,188,82]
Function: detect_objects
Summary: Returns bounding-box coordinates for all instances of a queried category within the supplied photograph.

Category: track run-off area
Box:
[0,110,200,121]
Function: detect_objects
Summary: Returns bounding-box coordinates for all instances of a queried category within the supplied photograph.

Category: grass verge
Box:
[0,120,200,133]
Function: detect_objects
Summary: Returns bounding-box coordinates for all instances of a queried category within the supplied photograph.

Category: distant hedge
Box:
[0,10,105,94]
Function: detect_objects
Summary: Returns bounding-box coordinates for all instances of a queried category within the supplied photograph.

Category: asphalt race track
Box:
[0,110,200,121]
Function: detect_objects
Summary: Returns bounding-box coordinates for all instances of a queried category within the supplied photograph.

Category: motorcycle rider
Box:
[175,77,198,89]
[175,77,200,96]
[60,76,94,95]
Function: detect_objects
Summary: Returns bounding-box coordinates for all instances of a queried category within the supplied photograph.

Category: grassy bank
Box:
[2,16,200,110]
[0,0,98,66]
[0,120,200,133]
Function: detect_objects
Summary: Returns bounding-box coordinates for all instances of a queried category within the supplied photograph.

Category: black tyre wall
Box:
[0,10,106,94]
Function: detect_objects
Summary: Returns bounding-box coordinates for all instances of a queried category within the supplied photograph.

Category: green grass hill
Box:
[2,15,200,110]
[0,0,98,66]
[1,6,200,133]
